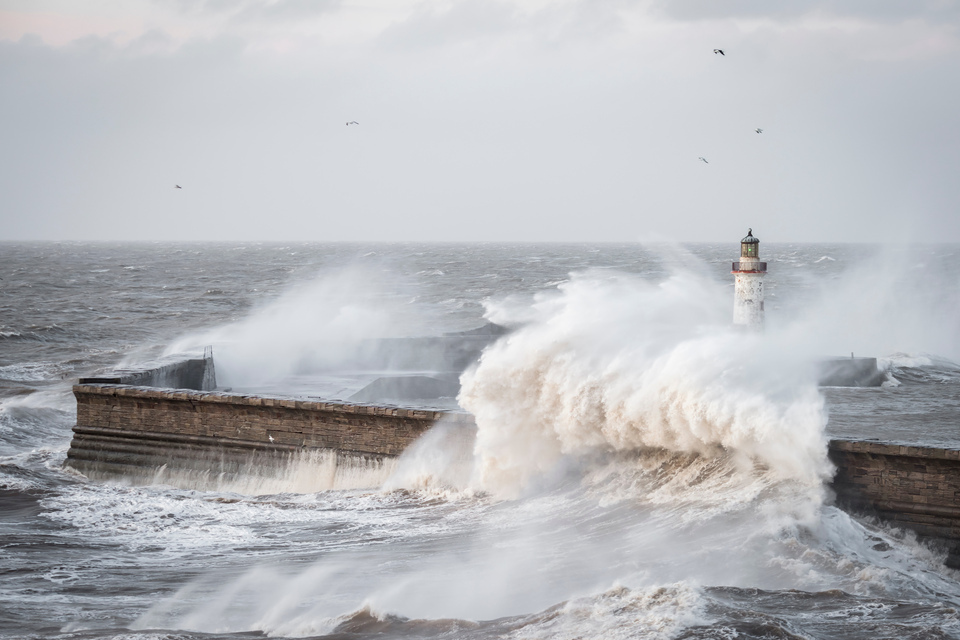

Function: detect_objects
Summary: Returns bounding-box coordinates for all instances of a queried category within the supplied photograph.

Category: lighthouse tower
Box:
[732,229,766,329]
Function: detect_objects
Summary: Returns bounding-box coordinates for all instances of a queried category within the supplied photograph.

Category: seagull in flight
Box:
[699,157,709,163]
[755,128,763,134]
[174,184,182,189]
[268,435,275,443]
[346,121,359,126]
[714,49,724,55]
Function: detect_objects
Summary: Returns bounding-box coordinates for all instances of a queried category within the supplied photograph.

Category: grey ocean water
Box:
[2,241,960,639]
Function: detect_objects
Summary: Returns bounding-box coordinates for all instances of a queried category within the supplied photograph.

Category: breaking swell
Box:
[459,269,832,499]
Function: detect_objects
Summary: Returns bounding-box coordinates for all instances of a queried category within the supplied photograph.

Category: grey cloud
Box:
[525,0,632,43]
[156,0,342,23]
[651,0,960,23]
[378,0,522,50]
[377,0,632,51]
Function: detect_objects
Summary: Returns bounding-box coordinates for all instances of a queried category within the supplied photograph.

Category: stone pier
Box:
[64,356,960,567]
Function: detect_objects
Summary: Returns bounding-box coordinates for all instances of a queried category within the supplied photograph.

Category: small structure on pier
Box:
[732,229,767,329]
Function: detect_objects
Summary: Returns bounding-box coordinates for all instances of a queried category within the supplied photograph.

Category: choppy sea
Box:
[2,241,960,639]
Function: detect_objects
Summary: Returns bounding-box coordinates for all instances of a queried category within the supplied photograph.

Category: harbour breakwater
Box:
[64,355,960,566]
[66,383,475,492]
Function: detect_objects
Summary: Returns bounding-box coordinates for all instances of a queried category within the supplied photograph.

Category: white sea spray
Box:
[459,269,831,499]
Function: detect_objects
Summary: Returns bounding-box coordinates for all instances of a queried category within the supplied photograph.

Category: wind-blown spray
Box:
[165,264,426,389]
[459,267,832,499]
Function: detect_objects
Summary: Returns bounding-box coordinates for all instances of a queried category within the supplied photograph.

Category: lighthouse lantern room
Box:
[732,229,766,329]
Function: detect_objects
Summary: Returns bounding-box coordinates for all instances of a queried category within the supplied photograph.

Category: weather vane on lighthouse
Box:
[732,228,766,329]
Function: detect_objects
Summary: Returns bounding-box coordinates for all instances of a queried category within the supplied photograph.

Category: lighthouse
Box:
[732,229,766,329]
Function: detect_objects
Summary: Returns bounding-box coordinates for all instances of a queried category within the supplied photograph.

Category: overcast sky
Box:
[1,0,959,243]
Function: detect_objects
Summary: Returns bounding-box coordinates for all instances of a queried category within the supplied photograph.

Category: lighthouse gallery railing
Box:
[731,262,767,272]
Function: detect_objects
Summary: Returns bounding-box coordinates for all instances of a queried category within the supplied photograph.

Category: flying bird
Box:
[174,185,182,189]
[714,49,724,55]
[755,128,763,134]
[699,157,709,163]
[346,121,359,125]
[268,435,275,443]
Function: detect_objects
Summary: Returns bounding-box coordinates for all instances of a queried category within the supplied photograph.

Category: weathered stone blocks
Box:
[70,384,475,462]
[829,440,960,567]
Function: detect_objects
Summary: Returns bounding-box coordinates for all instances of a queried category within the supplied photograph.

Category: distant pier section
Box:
[818,356,885,387]
[78,348,217,391]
